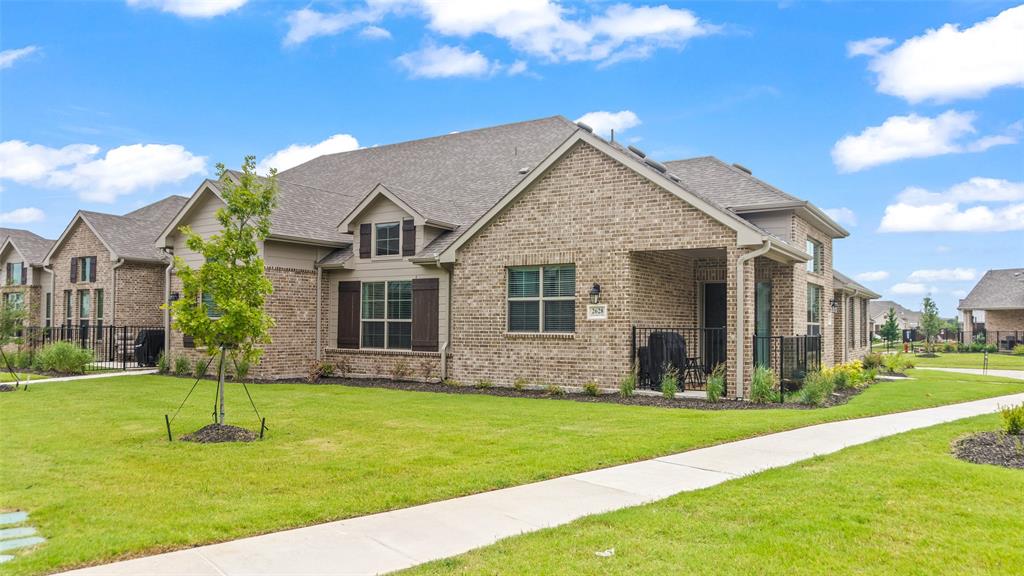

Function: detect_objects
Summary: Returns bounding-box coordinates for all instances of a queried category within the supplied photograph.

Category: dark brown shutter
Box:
[337,281,361,349]
[70,257,78,283]
[21,263,27,285]
[89,257,97,282]
[411,278,439,351]
[359,224,372,259]
[402,219,416,257]
[4,263,10,285]
[183,334,195,348]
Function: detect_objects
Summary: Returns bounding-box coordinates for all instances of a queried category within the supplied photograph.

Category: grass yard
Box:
[912,352,1024,371]
[405,414,1024,576]
[0,372,42,383]
[0,371,1021,575]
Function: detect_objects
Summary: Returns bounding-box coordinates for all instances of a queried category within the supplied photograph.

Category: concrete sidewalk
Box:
[8,369,157,385]
[916,366,1024,380]
[58,390,1024,576]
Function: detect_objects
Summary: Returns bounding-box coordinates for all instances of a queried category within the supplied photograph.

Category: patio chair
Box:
[647,331,705,390]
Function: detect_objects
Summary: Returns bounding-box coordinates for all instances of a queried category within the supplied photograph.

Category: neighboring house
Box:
[959,268,1024,351]
[833,271,879,363]
[43,196,188,337]
[868,300,921,336]
[0,228,55,327]
[159,116,875,398]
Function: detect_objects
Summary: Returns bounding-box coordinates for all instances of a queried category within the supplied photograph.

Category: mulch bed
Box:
[180,423,257,443]
[952,432,1024,469]
[280,376,870,410]
[0,384,16,393]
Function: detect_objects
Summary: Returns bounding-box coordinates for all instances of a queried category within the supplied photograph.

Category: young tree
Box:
[880,307,900,351]
[0,297,26,346]
[166,157,277,425]
[920,297,943,354]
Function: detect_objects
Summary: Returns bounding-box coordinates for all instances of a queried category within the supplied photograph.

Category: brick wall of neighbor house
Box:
[51,220,114,327]
[790,214,835,367]
[114,261,166,326]
[833,291,848,363]
[449,141,754,396]
[984,309,1024,343]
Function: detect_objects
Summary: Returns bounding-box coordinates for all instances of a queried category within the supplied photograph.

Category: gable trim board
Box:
[338,183,457,233]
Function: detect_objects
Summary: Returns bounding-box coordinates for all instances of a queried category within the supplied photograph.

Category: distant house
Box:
[958,268,1024,351]
[833,271,880,362]
[1,228,56,327]
[868,300,921,336]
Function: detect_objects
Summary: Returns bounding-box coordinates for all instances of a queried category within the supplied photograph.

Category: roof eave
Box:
[155,180,224,248]
[733,201,849,239]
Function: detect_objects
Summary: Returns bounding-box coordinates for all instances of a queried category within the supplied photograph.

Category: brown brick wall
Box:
[790,214,836,367]
[114,261,166,326]
[985,309,1024,345]
[323,348,445,381]
[51,220,114,327]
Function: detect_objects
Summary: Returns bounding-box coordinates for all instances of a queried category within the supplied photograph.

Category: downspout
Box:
[111,258,125,326]
[735,240,773,400]
[440,259,454,381]
[162,248,174,353]
[315,263,322,361]
[44,264,55,327]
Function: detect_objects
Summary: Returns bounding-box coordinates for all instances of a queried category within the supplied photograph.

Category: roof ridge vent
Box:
[575,121,594,133]
[627,145,646,158]
[668,174,681,183]
[518,166,530,174]
[644,157,667,173]
[732,163,752,175]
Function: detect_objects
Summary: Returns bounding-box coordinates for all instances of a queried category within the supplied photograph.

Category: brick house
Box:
[42,196,187,338]
[158,116,877,398]
[959,268,1024,351]
[1,228,55,328]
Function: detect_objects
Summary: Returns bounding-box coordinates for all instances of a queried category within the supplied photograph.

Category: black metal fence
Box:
[753,335,822,385]
[957,330,1022,352]
[631,327,726,391]
[17,325,165,371]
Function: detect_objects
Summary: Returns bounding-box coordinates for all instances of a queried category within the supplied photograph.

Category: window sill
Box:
[504,332,576,340]
[326,347,441,357]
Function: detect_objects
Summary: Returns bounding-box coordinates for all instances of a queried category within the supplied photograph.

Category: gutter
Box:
[110,258,125,325]
[735,240,773,400]
[162,248,174,353]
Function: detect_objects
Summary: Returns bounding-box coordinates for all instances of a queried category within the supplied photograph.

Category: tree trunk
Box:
[217,346,227,425]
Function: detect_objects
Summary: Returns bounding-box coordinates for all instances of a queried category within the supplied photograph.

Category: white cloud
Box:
[575,110,640,139]
[285,1,717,67]
[0,207,45,224]
[908,268,976,282]
[890,282,935,295]
[126,0,247,18]
[831,111,1016,172]
[845,37,892,57]
[506,60,528,76]
[855,271,889,282]
[0,140,206,203]
[849,5,1024,103]
[823,207,856,227]
[258,134,360,174]
[359,25,392,40]
[879,177,1024,233]
[951,289,968,298]
[0,46,39,69]
[396,44,496,79]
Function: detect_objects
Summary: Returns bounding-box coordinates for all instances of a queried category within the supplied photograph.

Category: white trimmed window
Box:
[361,280,412,349]
[375,222,400,257]
[805,239,822,273]
[806,283,822,336]
[507,265,576,333]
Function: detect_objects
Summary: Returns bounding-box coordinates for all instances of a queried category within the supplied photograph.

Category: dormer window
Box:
[375,222,400,256]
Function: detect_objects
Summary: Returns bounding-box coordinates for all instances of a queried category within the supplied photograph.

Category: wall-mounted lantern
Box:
[829,298,839,314]
[589,283,602,304]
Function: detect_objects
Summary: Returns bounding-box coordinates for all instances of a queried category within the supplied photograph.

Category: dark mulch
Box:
[952,432,1024,469]
[180,423,257,443]
[0,384,16,393]
[277,376,869,410]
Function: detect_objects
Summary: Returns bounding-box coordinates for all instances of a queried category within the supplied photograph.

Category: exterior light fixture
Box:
[829,298,838,314]
[589,283,602,304]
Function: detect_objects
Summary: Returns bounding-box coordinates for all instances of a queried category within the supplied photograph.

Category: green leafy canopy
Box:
[165,156,278,364]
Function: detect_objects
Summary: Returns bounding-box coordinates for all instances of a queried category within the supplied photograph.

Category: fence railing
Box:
[881,330,1022,353]
[17,325,165,372]
[631,327,727,391]
[753,334,822,386]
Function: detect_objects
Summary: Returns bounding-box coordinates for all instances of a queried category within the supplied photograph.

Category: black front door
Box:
[702,283,727,370]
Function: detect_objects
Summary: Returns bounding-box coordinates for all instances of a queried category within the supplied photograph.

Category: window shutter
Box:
[21,263,27,285]
[4,263,9,284]
[359,224,372,259]
[411,278,439,351]
[337,281,361,348]
[183,334,194,348]
[70,257,78,283]
[402,219,416,257]
[90,257,97,282]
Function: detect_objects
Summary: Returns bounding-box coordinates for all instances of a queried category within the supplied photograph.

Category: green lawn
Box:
[0,372,42,383]
[912,352,1024,371]
[0,371,1021,575]
[405,415,1024,575]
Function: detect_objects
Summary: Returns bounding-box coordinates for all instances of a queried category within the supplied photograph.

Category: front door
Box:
[702,283,727,370]
[755,281,772,366]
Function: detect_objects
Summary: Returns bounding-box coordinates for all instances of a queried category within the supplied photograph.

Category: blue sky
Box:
[2,1,1022,316]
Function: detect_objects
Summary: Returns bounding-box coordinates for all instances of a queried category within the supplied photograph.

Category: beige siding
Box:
[743,210,793,242]
[264,240,333,271]
[170,190,225,267]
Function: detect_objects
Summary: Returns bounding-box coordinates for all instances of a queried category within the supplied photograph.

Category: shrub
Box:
[706,363,725,403]
[750,365,776,404]
[619,371,637,398]
[391,359,412,381]
[474,379,493,389]
[443,378,462,387]
[232,357,251,381]
[796,371,834,406]
[660,365,679,399]
[545,383,564,396]
[862,352,883,371]
[831,368,850,391]
[582,381,599,396]
[1001,403,1024,435]
[156,352,170,374]
[193,357,210,379]
[941,342,957,353]
[1014,344,1024,356]
[173,356,191,377]
[864,367,878,382]
[883,353,914,374]
[31,341,92,374]
[513,377,528,391]
[7,349,32,369]
[307,361,334,383]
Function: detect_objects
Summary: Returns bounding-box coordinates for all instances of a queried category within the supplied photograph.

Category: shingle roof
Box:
[0,228,54,265]
[272,116,579,251]
[868,300,922,322]
[662,156,801,208]
[79,195,188,262]
[833,270,881,299]
[959,268,1024,310]
[317,245,353,267]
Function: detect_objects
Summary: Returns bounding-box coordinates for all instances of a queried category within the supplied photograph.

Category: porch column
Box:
[961,308,973,344]
[726,246,756,399]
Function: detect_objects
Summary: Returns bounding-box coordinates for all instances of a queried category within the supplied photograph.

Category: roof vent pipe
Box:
[576,121,594,133]
[732,163,752,175]
[627,145,646,158]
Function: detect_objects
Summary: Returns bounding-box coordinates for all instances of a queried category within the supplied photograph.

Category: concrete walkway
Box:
[58,390,1024,576]
[916,366,1024,380]
[9,369,157,385]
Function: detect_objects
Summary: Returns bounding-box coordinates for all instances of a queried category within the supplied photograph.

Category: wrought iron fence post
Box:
[630,325,636,371]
